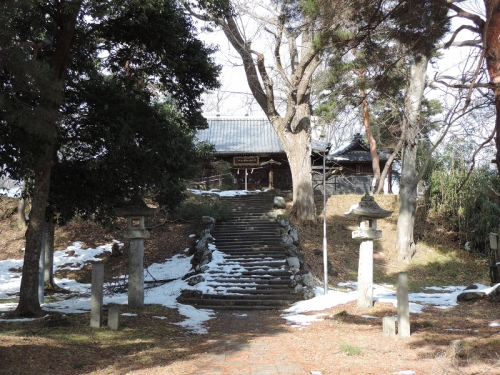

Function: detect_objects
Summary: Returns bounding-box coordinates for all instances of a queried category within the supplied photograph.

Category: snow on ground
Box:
[283,282,500,329]
[1,238,498,334]
[188,188,267,197]
[0,186,21,198]
[0,188,498,334]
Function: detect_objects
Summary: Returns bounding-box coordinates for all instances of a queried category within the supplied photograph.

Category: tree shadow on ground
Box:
[0,306,289,375]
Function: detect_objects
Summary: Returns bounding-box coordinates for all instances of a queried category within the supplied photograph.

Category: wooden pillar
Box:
[269,167,274,189]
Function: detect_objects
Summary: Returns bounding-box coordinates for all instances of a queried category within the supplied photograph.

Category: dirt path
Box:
[127,301,500,375]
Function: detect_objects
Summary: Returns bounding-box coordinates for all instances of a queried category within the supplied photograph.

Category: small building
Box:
[196,117,292,190]
[197,118,392,194]
[312,133,392,194]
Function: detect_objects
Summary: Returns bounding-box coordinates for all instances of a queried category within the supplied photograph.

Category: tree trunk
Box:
[396,54,428,262]
[17,199,27,232]
[15,6,79,316]
[44,220,56,289]
[484,0,500,173]
[283,125,315,223]
[360,87,381,192]
[17,179,28,231]
[375,139,403,194]
[16,145,54,316]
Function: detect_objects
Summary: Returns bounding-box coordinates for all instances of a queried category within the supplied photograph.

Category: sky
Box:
[1,189,499,335]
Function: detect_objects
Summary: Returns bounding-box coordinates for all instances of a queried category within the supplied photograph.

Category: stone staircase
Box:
[178,192,302,310]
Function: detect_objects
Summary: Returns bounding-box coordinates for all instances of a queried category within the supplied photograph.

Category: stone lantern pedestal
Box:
[344,195,392,309]
[115,192,156,308]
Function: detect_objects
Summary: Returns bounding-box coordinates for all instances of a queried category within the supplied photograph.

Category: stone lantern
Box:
[115,190,156,308]
[344,194,392,309]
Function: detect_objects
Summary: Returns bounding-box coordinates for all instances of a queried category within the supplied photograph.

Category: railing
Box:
[188,173,234,190]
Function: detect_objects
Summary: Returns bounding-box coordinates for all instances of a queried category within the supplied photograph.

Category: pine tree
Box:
[0,0,220,316]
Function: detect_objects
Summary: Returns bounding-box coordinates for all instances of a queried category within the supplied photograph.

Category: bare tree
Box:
[442,0,500,175]
[185,0,368,223]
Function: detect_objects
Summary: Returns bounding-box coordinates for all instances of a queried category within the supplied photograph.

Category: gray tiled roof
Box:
[329,133,391,162]
[196,117,285,155]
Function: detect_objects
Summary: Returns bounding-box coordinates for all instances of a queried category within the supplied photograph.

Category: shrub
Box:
[429,164,500,258]
[171,195,232,223]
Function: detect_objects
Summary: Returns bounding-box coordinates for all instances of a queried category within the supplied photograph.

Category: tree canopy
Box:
[0,0,220,316]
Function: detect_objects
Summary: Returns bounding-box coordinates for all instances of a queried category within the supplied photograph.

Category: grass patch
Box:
[339,342,361,356]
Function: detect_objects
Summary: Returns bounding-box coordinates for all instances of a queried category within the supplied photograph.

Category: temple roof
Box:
[196,117,285,155]
[329,133,391,163]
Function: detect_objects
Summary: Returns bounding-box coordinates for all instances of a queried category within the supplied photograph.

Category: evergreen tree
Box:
[0,0,220,316]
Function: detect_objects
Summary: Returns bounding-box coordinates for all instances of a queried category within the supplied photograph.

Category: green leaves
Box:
[1,0,222,222]
[429,145,500,257]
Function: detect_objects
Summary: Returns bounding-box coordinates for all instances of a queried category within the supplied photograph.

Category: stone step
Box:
[216,245,284,250]
[178,193,300,311]
[212,238,283,246]
[215,246,284,251]
[215,238,282,243]
[213,231,278,236]
[217,248,284,254]
[215,261,285,268]
[223,255,286,260]
[216,249,285,254]
[207,279,291,293]
[208,284,294,295]
[225,217,276,221]
[215,230,281,235]
[214,227,278,232]
[207,269,291,277]
[214,227,279,232]
[178,304,283,311]
[215,239,283,245]
[220,288,301,296]
[210,279,292,286]
[220,219,277,225]
[200,292,301,300]
[177,296,294,307]
[220,252,287,261]
[209,266,286,273]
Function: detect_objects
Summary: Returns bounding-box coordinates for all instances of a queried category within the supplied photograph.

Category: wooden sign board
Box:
[233,156,259,166]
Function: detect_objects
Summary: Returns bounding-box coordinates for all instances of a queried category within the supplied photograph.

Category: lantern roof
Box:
[344,194,393,219]
[115,192,156,217]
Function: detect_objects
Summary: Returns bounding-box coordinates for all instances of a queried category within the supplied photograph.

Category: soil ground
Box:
[0,193,499,375]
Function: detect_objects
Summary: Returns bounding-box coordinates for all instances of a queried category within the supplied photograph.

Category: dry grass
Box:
[300,194,490,290]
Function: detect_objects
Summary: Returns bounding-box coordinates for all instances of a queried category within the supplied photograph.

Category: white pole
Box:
[245,168,248,191]
[323,149,328,295]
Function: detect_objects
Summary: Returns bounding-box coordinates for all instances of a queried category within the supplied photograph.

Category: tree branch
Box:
[444,1,485,29]
[255,52,279,118]
[456,126,496,194]
[414,96,476,184]
[273,18,292,89]
[431,74,500,89]
[375,138,403,194]
[443,25,481,49]
[217,15,270,113]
